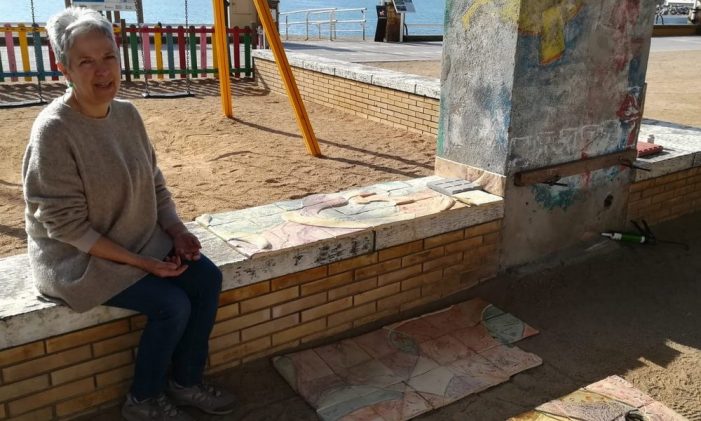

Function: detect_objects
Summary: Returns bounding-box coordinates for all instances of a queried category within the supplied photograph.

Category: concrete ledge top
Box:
[252,50,441,99]
[0,176,503,350]
[635,119,701,182]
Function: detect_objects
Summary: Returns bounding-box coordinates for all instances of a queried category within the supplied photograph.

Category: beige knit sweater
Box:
[22,97,181,312]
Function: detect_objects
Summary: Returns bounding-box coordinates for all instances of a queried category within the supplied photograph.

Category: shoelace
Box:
[198,383,223,398]
[155,394,181,417]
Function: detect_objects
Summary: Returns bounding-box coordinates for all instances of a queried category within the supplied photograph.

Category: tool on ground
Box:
[601,219,689,250]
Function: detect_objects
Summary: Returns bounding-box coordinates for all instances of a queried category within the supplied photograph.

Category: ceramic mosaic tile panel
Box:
[510,375,689,421]
[273,298,541,421]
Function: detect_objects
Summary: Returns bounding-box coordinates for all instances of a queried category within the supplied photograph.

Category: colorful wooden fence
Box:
[0,23,256,83]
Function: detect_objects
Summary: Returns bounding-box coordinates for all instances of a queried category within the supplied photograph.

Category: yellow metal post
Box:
[252,0,321,157]
[212,0,233,117]
[154,24,164,79]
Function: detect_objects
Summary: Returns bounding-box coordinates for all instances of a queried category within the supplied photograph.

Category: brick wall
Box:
[255,59,440,137]
[0,221,501,420]
[628,167,701,225]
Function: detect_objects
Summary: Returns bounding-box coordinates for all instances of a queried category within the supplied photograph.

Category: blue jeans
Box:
[105,255,223,400]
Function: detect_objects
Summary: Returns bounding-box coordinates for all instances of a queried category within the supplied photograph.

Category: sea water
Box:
[0,0,691,37]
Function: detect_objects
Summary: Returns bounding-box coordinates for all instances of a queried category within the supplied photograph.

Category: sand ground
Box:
[2,49,700,420]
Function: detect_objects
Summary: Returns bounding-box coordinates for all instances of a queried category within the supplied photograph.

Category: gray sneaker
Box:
[167,380,237,415]
[122,393,195,421]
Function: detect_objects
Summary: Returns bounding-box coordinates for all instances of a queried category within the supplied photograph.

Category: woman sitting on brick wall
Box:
[21,7,236,421]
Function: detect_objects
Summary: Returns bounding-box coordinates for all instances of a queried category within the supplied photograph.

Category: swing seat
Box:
[0,99,47,109]
[141,91,194,99]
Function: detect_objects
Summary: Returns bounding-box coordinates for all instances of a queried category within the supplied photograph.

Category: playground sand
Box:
[0,79,435,258]
[362,49,701,128]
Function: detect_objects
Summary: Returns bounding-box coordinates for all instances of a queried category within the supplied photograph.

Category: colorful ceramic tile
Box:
[452,324,503,353]
[535,389,636,421]
[232,203,288,220]
[248,214,286,230]
[377,352,438,381]
[481,302,506,320]
[338,359,403,388]
[422,304,483,334]
[639,401,689,421]
[453,298,493,325]
[406,366,455,397]
[274,299,541,421]
[386,318,438,343]
[299,373,349,408]
[335,199,397,215]
[395,195,455,216]
[353,329,402,359]
[272,351,335,393]
[265,221,338,250]
[207,219,278,256]
[446,353,510,392]
[315,339,373,373]
[483,312,540,345]
[372,181,413,192]
[301,193,348,210]
[369,382,433,421]
[583,375,655,408]
[419,334,476,366]
[274,198,305,211]
[479,345,543,377]
[338,406,384,421]
[317,386,404,421]
[411,365,498,407]
[512,376,689,421]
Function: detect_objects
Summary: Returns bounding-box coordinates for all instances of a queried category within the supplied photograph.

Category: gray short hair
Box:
[46,7,117,67]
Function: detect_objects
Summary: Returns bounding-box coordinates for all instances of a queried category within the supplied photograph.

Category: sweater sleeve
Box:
[22,123,101,253]
[152,145,181,231]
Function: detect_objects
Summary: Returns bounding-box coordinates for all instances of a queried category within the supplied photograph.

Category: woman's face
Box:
[61,30,121,108]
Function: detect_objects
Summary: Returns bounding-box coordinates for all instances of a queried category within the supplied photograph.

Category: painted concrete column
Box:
[436,0,655,267]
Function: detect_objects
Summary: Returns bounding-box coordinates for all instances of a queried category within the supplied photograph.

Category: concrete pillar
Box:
[436,0,655,268]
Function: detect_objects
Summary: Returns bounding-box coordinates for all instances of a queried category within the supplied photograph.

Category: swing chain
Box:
[135,0,151,95]
[30,0,45,103]
[184,0,192,93]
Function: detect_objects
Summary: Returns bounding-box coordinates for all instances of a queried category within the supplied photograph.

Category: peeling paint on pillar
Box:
[437,0,519,174]
[437,0,655,267]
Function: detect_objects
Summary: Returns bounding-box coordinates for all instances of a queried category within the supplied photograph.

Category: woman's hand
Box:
[172,231,202,261]
[138,255,189,277]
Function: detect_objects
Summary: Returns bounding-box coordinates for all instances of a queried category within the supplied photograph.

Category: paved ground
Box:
[280,36,701,63]
[84,210,701,420]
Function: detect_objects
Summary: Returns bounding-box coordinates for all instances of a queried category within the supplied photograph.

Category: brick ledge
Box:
[0,177,503,349]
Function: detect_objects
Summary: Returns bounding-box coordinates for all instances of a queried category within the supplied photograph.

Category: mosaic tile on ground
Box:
[273,298,540,420]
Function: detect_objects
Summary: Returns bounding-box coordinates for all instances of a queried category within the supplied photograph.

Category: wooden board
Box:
[514,149,638,187]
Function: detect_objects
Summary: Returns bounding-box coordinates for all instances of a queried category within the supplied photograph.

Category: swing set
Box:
[136,0,194,99]
[0,0,47,109]
[0,0,321,156]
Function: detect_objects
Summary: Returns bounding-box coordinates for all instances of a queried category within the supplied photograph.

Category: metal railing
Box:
[279,8,367,41]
